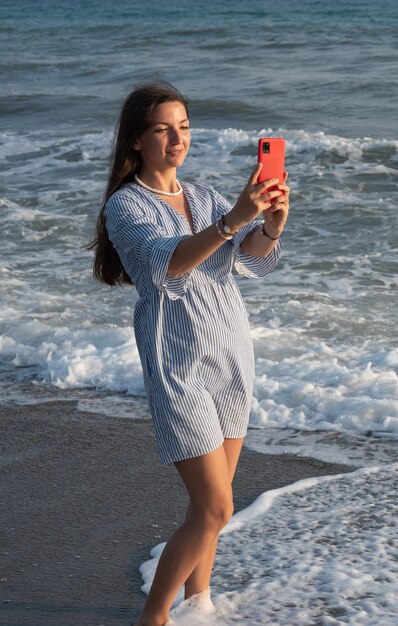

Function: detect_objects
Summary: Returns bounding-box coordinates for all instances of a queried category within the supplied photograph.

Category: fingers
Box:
[236,168,289,225]
[255,178,284,201]
[270,202,288,213]
[251,175,283,204]
[249,166,289,191]
[269,195,289,213]
[259,187,283,202]
[263,196,287,214]
[248,163,263,186]
[276,183,290,195]
[257,177,280,190]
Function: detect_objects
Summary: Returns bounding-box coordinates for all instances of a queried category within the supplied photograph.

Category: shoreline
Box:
[0,401,356,626]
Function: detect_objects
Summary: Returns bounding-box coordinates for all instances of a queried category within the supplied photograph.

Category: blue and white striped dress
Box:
[104,182,282,464]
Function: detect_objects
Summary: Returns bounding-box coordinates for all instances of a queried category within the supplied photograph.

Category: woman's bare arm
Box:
[168,164,288,277]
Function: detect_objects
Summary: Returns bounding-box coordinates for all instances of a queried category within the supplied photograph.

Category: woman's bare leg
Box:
[134,444,234,626]
[184,437,244,599]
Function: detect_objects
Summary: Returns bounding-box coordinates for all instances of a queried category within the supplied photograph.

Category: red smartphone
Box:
[257,138,285,192]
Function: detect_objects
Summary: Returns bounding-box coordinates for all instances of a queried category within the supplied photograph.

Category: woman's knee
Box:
[196,495,234,532]
[177,446,235,532]
[217,498,234,528]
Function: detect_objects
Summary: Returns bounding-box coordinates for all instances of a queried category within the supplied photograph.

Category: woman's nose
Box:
[170,128,182,144]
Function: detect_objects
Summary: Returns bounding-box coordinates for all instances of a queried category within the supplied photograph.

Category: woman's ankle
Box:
[185,584,211,600]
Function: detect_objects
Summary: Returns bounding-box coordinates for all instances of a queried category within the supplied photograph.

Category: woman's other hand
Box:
[262,171,290,239]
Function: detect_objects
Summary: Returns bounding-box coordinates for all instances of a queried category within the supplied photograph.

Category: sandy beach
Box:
[0,400,356,626]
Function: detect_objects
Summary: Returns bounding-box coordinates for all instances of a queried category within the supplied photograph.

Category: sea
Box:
[1,0,397,623]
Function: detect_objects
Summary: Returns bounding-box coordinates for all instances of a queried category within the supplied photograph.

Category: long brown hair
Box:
[87,82,189,285]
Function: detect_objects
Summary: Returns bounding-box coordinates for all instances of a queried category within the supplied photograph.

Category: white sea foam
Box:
[0,326,145,395]
[1,319,397,444]
[251,335,398,435]
[140,464,398,625]
[245,427,398,469]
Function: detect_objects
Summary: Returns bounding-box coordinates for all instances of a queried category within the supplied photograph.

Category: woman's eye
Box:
[155,128,168,133]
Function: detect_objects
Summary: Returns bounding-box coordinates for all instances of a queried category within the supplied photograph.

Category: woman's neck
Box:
[137,169,179,194]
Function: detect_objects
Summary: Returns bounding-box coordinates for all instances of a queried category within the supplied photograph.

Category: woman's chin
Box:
[166,152,187,167]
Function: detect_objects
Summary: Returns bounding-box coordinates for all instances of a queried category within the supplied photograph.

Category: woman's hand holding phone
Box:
[262,168,290,239]
[226,163,289,238]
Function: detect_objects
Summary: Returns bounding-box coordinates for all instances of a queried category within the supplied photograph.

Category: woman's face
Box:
[134,101,190,174]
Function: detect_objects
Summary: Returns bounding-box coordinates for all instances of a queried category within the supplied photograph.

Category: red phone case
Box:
[257,138,285,192]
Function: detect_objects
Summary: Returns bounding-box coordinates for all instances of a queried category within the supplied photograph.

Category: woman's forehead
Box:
[151,101,188,123]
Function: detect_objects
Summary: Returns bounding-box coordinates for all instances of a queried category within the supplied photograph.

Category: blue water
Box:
[1,0,397,136]
[0,0,397,455]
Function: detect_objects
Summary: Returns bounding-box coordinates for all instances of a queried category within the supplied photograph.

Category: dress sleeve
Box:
[211,188,282,279]
[232,222,282,278]
[104,192,191,300]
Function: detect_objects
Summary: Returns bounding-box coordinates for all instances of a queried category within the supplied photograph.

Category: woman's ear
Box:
[133,139,141,150]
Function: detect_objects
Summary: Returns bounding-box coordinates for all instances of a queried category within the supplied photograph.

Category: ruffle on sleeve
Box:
[233,221,283,278]
[150,235,191,300]
[104,192,191,300]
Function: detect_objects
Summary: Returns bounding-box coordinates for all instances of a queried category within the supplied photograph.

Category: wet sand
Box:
[0,401,356,626]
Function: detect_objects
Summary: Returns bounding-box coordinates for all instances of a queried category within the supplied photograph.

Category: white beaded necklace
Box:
[134,174,183,197]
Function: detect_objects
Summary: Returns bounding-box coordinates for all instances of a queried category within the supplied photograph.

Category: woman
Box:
[90,82,289,626]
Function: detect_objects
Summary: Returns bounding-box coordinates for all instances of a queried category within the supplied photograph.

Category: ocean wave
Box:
[1,318,397,441]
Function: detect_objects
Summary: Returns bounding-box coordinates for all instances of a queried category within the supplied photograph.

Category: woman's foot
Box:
[171,587,215,618]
